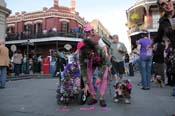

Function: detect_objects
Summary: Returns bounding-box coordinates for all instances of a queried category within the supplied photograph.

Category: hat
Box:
[83,24,93,32]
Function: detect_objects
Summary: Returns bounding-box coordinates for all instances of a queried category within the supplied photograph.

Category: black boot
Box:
[99,99,107,107]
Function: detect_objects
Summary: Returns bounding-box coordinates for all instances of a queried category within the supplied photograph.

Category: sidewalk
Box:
[7,73,56,81]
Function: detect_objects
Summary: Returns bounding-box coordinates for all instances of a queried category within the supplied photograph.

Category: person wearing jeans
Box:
[140,56,152,89]
[0,67,7,88]
[137,30,153,90]
[0,39,9,89]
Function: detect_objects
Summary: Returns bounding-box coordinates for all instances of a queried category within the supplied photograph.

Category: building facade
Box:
[6,0,87,57]
[6,0,111,58]
[90,19,110,39]
[126,0,175,49]
[0,0,11,40]
[90,19,111,46]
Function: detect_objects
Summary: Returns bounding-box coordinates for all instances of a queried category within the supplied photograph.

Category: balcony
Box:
[128,22,154,35]
[6,30,84,41]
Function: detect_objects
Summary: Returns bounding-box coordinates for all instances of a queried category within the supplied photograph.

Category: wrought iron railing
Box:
[6,31,84,41]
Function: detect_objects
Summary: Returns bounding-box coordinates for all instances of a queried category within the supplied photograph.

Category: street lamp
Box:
[27,39,29,61]
[25,40,34,56]
[24,39,33,74]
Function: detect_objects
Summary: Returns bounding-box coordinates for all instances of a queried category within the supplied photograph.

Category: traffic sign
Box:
[64,44,72,50]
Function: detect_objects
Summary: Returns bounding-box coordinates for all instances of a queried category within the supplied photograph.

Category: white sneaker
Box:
[124,99,131,104]
[114,99,119,103]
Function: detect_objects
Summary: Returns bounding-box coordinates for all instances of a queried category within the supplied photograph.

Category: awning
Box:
[129,31,141,37]
[6,36,83,44]
[129,29,157,37]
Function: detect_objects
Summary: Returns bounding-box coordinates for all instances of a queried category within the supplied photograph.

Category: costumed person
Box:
[75,24,109,107]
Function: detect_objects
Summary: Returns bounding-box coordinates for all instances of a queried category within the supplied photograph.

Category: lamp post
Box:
[26,39,30,74]
[27,39,29,61]
[25,39,33,74]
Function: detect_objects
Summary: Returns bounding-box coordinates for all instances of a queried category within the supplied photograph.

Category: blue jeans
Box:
[134,59,141,73]
[0,66,7,88]
[140,56,152,88]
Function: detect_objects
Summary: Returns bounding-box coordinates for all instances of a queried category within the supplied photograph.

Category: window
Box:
[34,23,42,35]
[152,11,160,29]
[61,21,69,33]
[24,24,33,32]
[7,26,15,33]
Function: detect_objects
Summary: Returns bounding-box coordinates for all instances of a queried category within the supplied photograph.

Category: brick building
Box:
[6,0,87,57]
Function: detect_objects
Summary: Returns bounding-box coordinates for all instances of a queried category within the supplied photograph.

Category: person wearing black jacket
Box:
[153,42,165,87]
[155,0,175,48]
[55,51,66,77]
[155,0,175,86]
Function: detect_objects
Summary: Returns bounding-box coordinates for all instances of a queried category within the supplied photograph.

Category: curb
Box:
[7,74,58,81]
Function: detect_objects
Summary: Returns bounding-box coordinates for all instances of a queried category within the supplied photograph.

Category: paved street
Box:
[0,73,175,116]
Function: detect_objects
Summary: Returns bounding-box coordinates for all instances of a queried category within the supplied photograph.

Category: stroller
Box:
[56,57,88,105]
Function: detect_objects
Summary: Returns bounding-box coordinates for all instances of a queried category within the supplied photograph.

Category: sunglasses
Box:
[85,31,91,34]
[160,0,171,7]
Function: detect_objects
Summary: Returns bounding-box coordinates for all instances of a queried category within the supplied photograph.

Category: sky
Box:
[5,0,136,52]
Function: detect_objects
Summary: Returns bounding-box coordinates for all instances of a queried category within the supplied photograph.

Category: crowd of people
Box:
[7,51,43,76]
[6,50,76,77]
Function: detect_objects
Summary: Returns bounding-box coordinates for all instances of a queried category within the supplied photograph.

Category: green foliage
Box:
[130,12,140,21]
